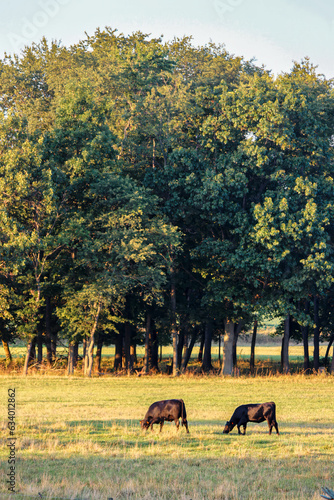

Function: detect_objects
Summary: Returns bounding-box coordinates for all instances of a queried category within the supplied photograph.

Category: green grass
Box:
[0,374,333,499]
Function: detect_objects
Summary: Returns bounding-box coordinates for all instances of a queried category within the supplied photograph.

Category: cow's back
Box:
[146,399,182,419]
[243,402,276,421]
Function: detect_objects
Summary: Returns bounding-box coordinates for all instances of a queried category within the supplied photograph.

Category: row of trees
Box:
[1,28,334,376]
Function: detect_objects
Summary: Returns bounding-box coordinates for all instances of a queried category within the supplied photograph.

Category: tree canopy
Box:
[0,30,333,375]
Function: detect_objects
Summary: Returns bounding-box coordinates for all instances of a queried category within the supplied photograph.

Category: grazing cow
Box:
[223,402,279,435]
[140,399,189,433]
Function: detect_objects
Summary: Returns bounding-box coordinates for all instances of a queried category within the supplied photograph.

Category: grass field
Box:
[0,374,333,500]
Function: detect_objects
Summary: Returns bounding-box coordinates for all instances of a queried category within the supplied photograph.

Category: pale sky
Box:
[1,0,333,78]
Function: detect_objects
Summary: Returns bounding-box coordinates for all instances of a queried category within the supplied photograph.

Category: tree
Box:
[0,110,69,373]
[250,63,334,371]
[56,171,179,375]
[0,269,15,366]
[2,31,334,377]
[44,79,179,375]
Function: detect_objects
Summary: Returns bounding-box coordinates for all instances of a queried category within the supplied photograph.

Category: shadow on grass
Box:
[22,418,331,448]
[64,417,333,434]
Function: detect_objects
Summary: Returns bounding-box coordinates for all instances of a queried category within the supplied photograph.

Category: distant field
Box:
[0,341,330,361]
[0,374,333,499]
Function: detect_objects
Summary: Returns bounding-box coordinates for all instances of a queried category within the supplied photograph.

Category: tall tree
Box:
[251,63,334,370]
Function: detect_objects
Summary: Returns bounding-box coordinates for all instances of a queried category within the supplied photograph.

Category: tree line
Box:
[0,28,334,376]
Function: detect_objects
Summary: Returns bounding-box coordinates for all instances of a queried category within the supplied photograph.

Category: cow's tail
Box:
[180,399,186,426]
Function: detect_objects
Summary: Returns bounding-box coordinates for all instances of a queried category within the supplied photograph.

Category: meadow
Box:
[0,373,333,500]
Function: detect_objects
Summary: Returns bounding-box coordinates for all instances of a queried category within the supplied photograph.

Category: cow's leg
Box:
[237,424,246,435]
[183,419,190,433]
[238,418,247,435]
[273,421,279,435]
[174,419,180,430]
[267,418,279,435]
[159,420,164,432]
[150,418,159,431]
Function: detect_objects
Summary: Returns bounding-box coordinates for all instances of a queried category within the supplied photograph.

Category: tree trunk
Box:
[114,331,123,371]
[23,339,35,376]
[143,312,151,374]
[301,301,310,371]
[124,321,132,374]
[51,332,57,361]
[28,337,37,365]
[2,340,12,366]
[73,341,79,367]
[301,324,310,371]
[181,327,198,373]
[95,333,103,373]
[324,335,334,367]
[82,337,87,373]
[67,343,75,375]
[218,328,222,367]
[51,333,57,361]
[85,303,101,377]
[197,331,205,362]
[281,313,290,374]
[202,319,213,372]
[130,343,136,366]
[250,319,258,375]
[222,320,234,375]
[330,343,334,375]
[45,337,52,366]
[37,332,43,364]
[170,266,179,377]
[45,296,52,365]
[150,320,159,372]
[177,329,185,370]
[313,295,320,371]
[45,296,57,364]
[232,323,243,367]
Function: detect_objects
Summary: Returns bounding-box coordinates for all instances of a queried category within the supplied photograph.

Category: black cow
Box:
[223,402,279,435]
[140,399,189,433]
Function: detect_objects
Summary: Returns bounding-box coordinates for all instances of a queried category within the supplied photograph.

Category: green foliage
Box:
[0,31,333,370]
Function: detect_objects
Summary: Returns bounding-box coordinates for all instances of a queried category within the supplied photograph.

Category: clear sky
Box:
[1,0,333,78]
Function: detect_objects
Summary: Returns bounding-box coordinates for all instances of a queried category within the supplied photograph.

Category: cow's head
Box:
[223,421,234,434]
[140,419,150,430]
